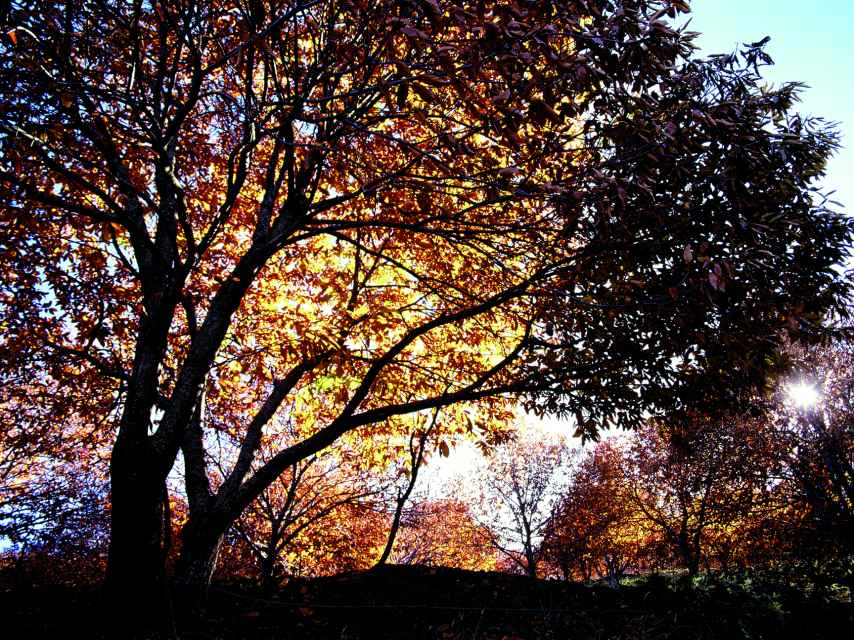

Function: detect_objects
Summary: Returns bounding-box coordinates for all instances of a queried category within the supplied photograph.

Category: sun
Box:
[787,381,820,409]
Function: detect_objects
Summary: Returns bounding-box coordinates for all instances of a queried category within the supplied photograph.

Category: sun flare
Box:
[787,382,820,409]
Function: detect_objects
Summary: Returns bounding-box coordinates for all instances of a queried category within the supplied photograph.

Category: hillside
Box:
[3,565,851,639]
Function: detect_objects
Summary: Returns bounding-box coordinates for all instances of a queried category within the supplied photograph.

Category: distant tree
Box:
[624,416,774,576]
[280,500,388,577]
[0,458,110,586]
[223,446,381,588]
[543,440,653,586]
[1,1,850,628]
[544,336,854,582]
[759,338,854,578]
[389,498,498,571]
[468,434,570,578]
[0,410,111,586]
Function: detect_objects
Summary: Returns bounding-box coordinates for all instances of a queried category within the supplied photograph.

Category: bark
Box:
[260,540,280,592]
[374,496,406,568]
[173,519,224,614]
[522,513,538,579]
[604,554,622,588]
[676,530,700,577]
[104,444,174,636]
[682,548,700,577]
[524,548,538,579]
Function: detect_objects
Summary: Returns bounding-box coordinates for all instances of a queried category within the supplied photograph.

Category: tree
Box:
[373,410,437,568]
[0,457,110,587]
[543,440,653,585]
[1,0,851,626]
[224,443,383,588]
[787,341,853,548]
[385,498,498,571]
[0,399,111,586]
[758,338,854,580]
[623,416,775,575]
[468,434,570,578]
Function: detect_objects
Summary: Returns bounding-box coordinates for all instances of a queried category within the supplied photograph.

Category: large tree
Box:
[1,0,851,627]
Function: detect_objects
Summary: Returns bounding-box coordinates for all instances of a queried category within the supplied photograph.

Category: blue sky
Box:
[688,1,853,215]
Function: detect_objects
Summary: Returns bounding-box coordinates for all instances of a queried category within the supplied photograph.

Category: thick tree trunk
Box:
[676,529,700,577]
[260,551,277,592]
[105,449,174,636]
[174,519,224,613]
[680,545,700,577]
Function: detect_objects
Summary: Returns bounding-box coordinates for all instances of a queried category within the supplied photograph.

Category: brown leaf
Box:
[708,271,723,291]
[497,166,521,179]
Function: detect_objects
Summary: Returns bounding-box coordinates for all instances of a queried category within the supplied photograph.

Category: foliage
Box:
[389,498,498,571]
[0,428,109,586]
[543,336,854,583]
[218,442,385,584]
[542,439,655,584]
[623,415,776,575]
[745,338,854,584]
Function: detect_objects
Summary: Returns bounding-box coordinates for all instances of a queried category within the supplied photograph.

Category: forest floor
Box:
[2,564,852,639]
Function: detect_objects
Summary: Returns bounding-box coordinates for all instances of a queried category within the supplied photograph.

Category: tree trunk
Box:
[682,547,700,577]
[525,546,538,579]
[374,425,431,569]
[676,530,699,577]
[105,449,174,637]
[260,532,282,592]
[604,554,621,588]
[174,520,224,614]
[374,498,406,568]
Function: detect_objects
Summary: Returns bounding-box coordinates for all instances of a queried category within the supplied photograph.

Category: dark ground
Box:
[2,565,851,639]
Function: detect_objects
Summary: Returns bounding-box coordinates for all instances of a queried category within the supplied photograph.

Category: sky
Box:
[688,1,853,214]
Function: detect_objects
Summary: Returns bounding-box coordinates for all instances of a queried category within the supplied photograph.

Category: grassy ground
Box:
[1,565,851,638]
